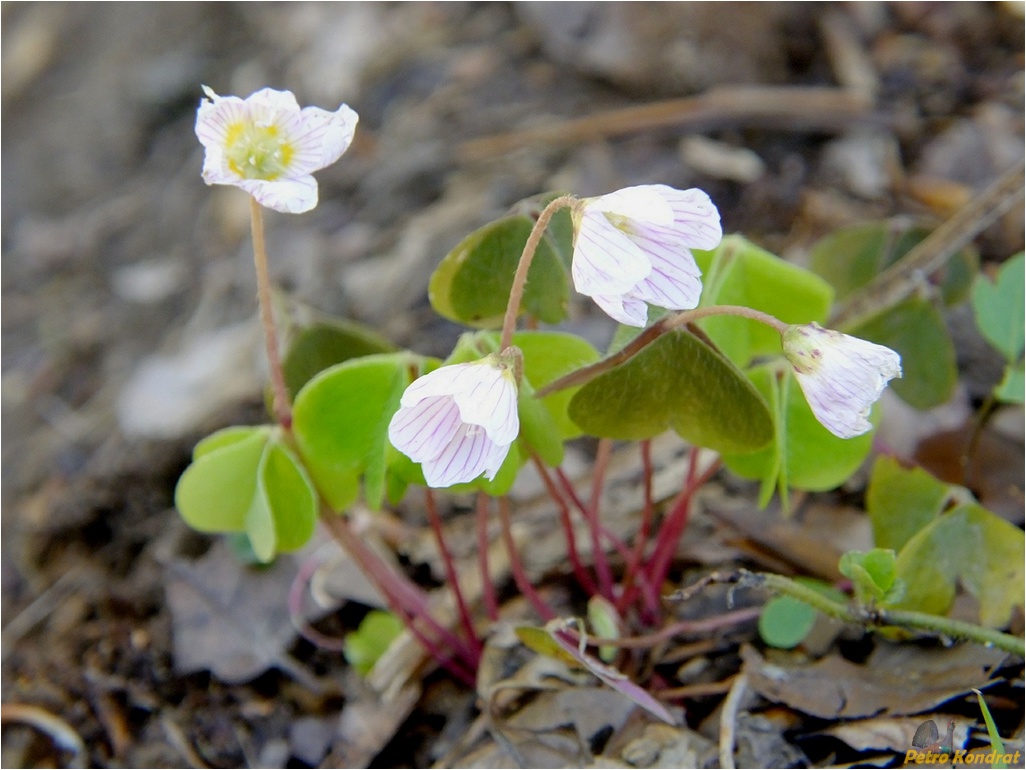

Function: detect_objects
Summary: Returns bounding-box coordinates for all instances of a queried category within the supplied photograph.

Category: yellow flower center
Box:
[224,121,295,180]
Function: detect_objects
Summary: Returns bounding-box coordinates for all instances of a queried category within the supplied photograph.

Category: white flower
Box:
[782,323,902,439]
[195,86,358,214]
[388,355,520,488]
[571,185,722,327]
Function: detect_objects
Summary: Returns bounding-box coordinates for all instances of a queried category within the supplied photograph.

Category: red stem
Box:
[320,513,478,678]
[498,496,556,621]
[424,489,482,655]
[531,456,598,594]
[617,440,658,617]
[587,439,616,599]
[475,492,499,621]
[643,451,721,595]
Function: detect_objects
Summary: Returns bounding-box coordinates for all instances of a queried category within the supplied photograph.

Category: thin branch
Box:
[425,489,482,655]
[475,492,499,622]
[498,496,556,621]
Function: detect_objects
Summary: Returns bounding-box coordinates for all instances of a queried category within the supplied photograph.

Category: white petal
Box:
[423,424,498,488]
[626,230,703,310]
[649,185,723,250]
[400,363,481,406]
[572,210,651,296]
[296,104,359,170]
[195,92,250,149]
[784,325,902,439]
[591,292,650,327]
[591,185,674,226]
[387,396,463,463]
[451,369,519,444]
[200,145,237,185]
[246,88,302,116]
[239,177,318,214]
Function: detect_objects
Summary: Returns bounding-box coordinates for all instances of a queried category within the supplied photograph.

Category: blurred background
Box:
[1,3,1023,767]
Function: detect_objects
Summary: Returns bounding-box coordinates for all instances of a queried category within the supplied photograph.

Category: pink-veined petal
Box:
[590,292,650,327]
[387,396,463,463]
[625,229,703,310]
[649,185,723,250]
[573,210,651,296]
[784,324,901,439]
[591,185,674,226]
[400,363,483,406]
[195,91,251,150]
[238,176,318,214]
[297,104,359,170]
[451,369,519,445]
[423,424,498,488]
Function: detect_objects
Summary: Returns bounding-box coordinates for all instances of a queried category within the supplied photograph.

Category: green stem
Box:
[249,197,293,429]
[499,195,575,351]
[685,570,1025,657]
[535,304,788,398]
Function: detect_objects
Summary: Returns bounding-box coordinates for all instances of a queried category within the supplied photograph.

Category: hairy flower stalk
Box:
[389,352,520,488]
[782,323,902,438]
[571,185,722,327]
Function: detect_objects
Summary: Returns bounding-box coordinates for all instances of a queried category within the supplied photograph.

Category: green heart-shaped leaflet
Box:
[972,251,1024,364]
[175,426,317,562]
[567,327,773,454]
[428,203,573,329]
[866,456,951,552]
[282,316,396,399]
[894,502,1025,628]
[722,365,875,509]
[292,353,414,511]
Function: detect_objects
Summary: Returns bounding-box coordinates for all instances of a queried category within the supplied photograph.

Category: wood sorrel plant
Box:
[177,86,1022,693]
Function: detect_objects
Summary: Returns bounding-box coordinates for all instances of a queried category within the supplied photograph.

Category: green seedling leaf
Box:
[694,236,834,367]
[758,578,848,649]
[517,383,563,467]
[292,354,414,510]
[972,252,1024,363]
[429,212,570,328]
[568,326,773,454]
[894,502,1026,627]
[839,549,905,606]
[344,610,404,677]
[723,365,875,506]
[995,361,1025,404]
[759,596,816,649]
[587,596,620,663]
[810,221,979,306]
[282,317,396,399]
[850,297,957,409]
[175,427,271,533]
[972,688,1006,765]
[867,456,952,551]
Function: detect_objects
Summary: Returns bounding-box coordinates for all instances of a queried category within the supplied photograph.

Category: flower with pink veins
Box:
[782,323,902,439]
[195,86,358,214]
[571,185,722,327]
[388,355,520,488]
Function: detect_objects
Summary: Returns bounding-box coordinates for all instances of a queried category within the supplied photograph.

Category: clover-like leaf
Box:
[568,326,773,454]
[849,297,956,410]
[176,426,272,533]
[722,365,876,509]
[428,203,572,328]
[292,353,416,510]
[282,316,395,399]
[972,252,1024,364]
[344,610,404,676]
[694,235,834,367]
[839,549,904,606]
[175,426,317,562]
[894,503,1025,628]
[867,456,952,552]
[810,221,979,306]
[759,578,848,649]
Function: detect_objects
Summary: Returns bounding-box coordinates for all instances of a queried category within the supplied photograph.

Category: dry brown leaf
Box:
[742,644,1008,719]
